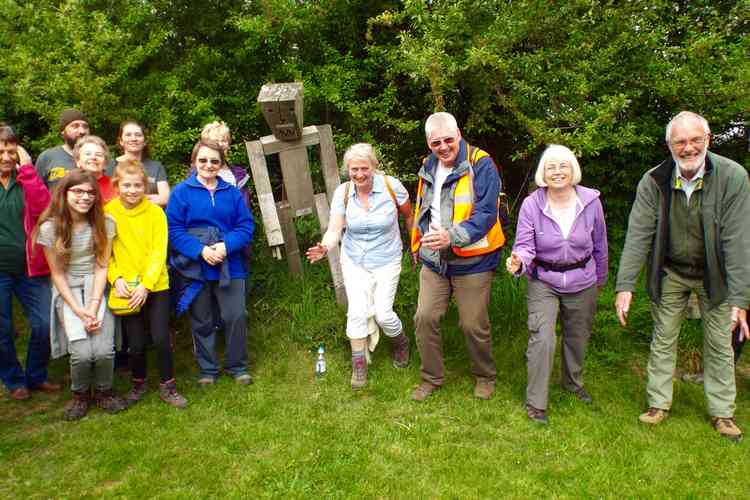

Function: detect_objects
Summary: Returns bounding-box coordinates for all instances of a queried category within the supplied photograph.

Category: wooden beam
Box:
[260,125,320,155]
[245,140,284,247]
[317,124,341,203]
[315,193,347,306]
[276,201,303,276]
[278,147,315,217]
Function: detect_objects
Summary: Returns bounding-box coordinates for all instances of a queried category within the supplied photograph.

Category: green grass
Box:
[1,249,749,499]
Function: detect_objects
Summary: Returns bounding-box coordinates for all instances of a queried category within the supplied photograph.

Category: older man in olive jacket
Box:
[615,111,750,442]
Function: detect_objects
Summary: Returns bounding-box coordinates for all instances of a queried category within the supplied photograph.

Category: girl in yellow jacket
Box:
[105,160,187,408]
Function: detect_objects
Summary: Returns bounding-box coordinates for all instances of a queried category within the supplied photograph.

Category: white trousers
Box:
[340,251,403,341]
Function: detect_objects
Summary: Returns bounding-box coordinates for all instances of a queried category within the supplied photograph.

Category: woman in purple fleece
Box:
[506,145,608,424]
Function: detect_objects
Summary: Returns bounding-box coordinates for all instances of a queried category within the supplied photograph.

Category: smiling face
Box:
[76,142,106,176]
[0,141,18,178]
[195,146,222,183]
[543,158,573,190]
[669,118,709,175]
[119,123,145,156]
[427,125,461,167]
[117,172,146,209]
[347,158,374,191]
[66,182,97,217]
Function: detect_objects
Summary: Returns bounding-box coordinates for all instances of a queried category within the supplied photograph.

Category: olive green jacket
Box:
[615,151,750,309]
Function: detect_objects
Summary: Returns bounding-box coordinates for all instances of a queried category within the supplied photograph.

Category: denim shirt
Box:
[331,174,408,271]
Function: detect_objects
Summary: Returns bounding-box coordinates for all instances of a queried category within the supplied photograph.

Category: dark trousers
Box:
[189,279,247,379]
[122,290,173,383]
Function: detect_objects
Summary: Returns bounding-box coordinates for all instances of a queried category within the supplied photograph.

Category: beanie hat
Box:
[59,108,88,131]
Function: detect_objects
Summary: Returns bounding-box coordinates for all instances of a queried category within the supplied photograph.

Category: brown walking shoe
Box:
[711,417,743,443]
[411,381,439,402]
[64,390,90,421]
[526,404,548,425]
[125,379,148,406]
[33,381,62,393]
[391,333,410,368]
[94,389,128,414]
[351,355,368,390]
[639,407,669,425]
[159,380,188,409]
[474,379,495,400]
[9,386,30,401]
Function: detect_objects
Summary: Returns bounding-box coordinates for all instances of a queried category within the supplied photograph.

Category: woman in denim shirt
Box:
[306,143,413,390]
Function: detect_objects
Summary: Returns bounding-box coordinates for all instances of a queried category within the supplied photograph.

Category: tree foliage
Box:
[0,0,747,212]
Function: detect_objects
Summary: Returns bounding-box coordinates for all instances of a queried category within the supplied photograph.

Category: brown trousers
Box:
[414,266,496,387]
[525,278,598,410]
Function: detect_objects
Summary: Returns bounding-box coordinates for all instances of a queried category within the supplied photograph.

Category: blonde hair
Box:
[534,144,582,187]
[201,121,231,144]
[112,159,148,191]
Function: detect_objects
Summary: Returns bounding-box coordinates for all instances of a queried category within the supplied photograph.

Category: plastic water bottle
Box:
[315,345,327,376]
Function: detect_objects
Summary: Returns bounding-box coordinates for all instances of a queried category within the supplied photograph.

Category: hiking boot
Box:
[681,372,705,384]
[64,390,90,421]
[391,333,410,369]
[9,386,30,401]
[712,417,743,443]
[94,389,128,414]
[159,380,188,409]
[411,381,439,402]
[526,404,548,425]
[124,379,148,406]
[32,381,62,393]
[351,355,368,390]
[571,387,593,405]
[234,374,253,386]
[474,379,495,400]
[639,407,669,425]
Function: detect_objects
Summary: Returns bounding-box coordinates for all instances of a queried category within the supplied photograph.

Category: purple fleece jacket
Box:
[512,185,608,293]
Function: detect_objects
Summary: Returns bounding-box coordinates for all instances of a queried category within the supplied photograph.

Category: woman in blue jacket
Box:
[166,140,254,386]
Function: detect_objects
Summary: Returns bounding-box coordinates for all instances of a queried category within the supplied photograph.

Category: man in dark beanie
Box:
[35,108,89,189]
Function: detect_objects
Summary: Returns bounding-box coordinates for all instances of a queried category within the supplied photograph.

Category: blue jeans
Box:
[0,273,52,390]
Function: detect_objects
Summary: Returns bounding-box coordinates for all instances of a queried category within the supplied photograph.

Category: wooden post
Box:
[317,124,341,203]
[314,193,347,306]
[245,140,284,251]
[278,147,315,217]
[275,201,303,276]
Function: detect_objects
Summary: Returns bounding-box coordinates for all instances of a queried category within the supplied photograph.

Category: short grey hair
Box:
[665,111,710,143]
[425,112,459,140]
[342,143,379,177]
[73,135,110,164]
[534,144,582,187]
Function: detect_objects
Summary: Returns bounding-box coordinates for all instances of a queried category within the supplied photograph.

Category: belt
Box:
[533,255,591,273]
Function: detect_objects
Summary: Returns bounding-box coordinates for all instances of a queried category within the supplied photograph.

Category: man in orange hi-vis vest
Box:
[410,112,505,402]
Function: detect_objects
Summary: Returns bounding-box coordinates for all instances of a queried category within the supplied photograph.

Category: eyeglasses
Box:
[68,187,96,198]
[197,158,221,166]
[545,162,571,173]
[670,136,707,150]
[429,137,456,148]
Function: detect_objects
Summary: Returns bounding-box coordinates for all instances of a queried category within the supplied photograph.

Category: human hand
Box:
[128,284,149,310]
[615,291,633,327]
[421,224,450,251]
[212,242,227,259]
[731,306,749,341]
[114,277,132,298]
[305,242,327,263]
[16,145,32,167]
[505,253,522,274]
[201,245,223,265]
[78,302,102,333]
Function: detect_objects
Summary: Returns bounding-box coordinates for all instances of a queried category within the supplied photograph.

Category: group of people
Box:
[307,110,748,443]
[2,108,747,442]
[0,109,254,420]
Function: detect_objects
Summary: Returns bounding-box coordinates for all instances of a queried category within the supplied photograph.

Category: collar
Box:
[673,164,705,190]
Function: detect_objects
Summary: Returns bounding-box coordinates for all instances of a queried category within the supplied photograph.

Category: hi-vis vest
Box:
[410,145,505,257]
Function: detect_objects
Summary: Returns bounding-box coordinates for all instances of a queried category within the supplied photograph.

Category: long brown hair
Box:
[34,169,110,266]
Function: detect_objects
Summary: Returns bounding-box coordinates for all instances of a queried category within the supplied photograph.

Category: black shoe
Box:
[526,404,549,424]
[571,387,593,405]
